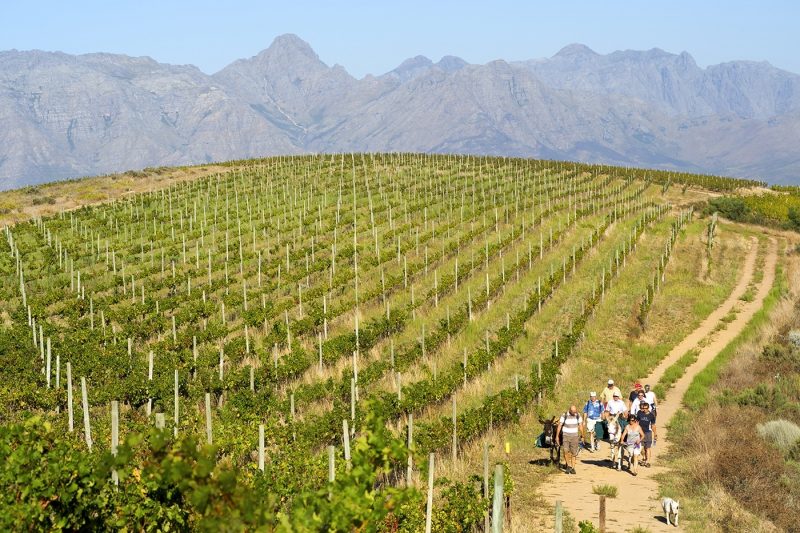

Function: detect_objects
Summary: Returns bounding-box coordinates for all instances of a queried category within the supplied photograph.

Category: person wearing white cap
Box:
[582,392,603,452]
[605,391,628,418]
[599,379,622,407]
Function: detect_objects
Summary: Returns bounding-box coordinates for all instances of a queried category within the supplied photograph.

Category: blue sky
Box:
[2,1,797,77]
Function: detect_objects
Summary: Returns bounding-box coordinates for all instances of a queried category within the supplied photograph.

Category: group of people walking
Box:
[555,380,658,476]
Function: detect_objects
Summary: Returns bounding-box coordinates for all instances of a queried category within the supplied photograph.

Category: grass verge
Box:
[679,262,785,412]
[652,348,699,400]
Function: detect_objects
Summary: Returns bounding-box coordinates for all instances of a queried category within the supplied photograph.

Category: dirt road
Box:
[537,237,777,532]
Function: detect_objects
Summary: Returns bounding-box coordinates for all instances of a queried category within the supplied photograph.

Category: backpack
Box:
[584,400,601,419]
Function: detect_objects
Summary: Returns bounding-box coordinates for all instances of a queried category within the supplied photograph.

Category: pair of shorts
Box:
[643,431,653,449]
[626,443,642,456]
[562,434,580,456]
[586,418,599,432]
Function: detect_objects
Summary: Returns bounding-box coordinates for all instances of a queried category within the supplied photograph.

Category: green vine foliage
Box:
[0,409,484,531]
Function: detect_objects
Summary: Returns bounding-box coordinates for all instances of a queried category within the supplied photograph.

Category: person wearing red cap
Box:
[628,382,644,405]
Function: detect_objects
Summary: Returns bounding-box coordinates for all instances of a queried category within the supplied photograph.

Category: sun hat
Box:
[590,391,597,397]
[613,391,620,397]
[608,379,614,385]
[634,382,642,388]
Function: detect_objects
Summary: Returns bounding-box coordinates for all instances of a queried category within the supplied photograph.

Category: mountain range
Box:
[1,33,799,189]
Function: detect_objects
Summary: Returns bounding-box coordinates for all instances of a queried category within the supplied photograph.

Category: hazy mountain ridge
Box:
[1,34,798,189]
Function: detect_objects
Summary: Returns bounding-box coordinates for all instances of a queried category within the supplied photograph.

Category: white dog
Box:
[661,497,680,527]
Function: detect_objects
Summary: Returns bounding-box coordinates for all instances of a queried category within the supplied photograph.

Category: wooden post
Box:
[407,413,414,486]
[81,377,92,451]
[343,419,351,470]
[205,392,213,445]
[258,424,265,472]
[555,500,563,533]
[67,362,74,432]
[173,369,179,436]
[319,333,323,372]
[250,366,255,392]
[599,495,607,533]
[492,464,504,533]
[328,445,335,482]
[463,348,468,387]
[350,378,356,421]
[46,338,51,388]
[147,350,154,417]
[425,453,435,533]
[484,441,491,531]
[397,372,402,401]
[111,400,119,485]
[155,413,165,429]
[452,397,458,463]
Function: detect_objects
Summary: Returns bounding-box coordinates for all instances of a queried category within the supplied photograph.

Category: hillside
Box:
[2,35,800,189]
[1,154,797,530]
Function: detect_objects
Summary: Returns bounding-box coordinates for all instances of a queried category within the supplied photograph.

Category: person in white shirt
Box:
[630,390,647,416]
[556,404,584,475]
[605,392,628,418]
[644,384,658,417]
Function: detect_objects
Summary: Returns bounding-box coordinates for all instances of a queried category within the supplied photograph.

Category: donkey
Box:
[606,413,625,470]
[539,416,562,467]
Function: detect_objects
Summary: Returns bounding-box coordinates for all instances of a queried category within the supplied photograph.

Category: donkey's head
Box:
[540,415,557,436]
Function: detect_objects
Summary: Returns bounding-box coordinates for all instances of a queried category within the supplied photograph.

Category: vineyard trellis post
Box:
[491,464,504,533]
[259,424,265,472]
[343,419,351,471]
[425,453,434,533]
[111,400,119,486]
[174,369,179,436]
[66,362,74,432]
[205,392,213,445]
[81,377,92,451]
[554,500,563,533]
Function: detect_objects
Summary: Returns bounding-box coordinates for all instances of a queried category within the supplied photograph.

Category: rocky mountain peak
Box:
[1,38,800,189]
[387,55,434,81]
[436,55,468,72]
[553,43,598,59]
[264,33,318,60]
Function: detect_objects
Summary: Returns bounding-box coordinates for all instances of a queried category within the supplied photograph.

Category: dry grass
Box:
[0,164,230,226]
[665,405,795,531]
[701,485,780,533]
[658,249,800,532]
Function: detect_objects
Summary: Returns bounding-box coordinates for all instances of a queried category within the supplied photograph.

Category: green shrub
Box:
[788,207,800,230]
[592,484,618,498]
[706,197,749,221]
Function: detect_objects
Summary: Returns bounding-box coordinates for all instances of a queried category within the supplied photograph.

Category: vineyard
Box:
[0,154,772,531]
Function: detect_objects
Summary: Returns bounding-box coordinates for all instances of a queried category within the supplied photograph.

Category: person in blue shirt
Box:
[636,401,657,467]
[582,391,604,452]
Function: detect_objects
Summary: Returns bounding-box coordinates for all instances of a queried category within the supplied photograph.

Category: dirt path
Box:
[537,237,778,532]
